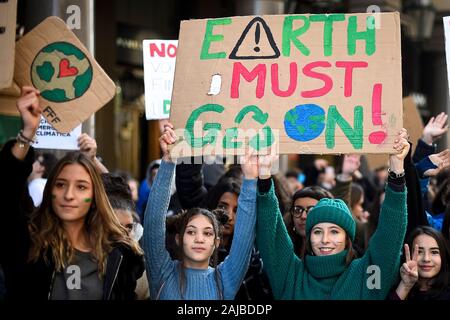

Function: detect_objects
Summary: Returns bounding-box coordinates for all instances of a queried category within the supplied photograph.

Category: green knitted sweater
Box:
[256,181,407,300]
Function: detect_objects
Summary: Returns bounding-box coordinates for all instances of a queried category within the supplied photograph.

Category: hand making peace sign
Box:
[400,243,419,288]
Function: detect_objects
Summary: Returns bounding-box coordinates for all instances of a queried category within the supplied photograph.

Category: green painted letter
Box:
[310,14,345,56]
[347,16,376,56]
[282,16,310,57]
[200,18,232,60]
[326,105,363,149]
[185,104,224,147]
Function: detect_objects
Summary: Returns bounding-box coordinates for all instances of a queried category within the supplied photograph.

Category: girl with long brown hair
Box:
[0,86,144,300]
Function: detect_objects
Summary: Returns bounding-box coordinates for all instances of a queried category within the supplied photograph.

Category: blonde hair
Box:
[28,152,142,276]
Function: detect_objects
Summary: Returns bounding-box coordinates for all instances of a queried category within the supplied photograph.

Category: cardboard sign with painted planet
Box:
[14,17,115,133]
[31,42,93,103]
[170,13,403,156]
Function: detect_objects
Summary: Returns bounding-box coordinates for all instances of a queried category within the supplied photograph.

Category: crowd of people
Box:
[0,86,450,300]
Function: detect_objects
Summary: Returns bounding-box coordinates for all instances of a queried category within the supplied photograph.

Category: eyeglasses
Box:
[291,205,315,218]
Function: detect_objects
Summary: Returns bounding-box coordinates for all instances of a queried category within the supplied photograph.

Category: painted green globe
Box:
[31,42,93,102]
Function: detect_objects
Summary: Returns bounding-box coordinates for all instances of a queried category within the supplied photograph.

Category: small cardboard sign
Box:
[13,16,116,133]
[0,0,17,89]
[444,16,450,97]
[170,13,402,156]
[143,40,177,119]
[34,117,81,150]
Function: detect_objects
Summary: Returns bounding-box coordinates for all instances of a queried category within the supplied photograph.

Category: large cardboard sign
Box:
[170,13,402,156]
[0,0,17,89]
[143,40,177,119]
[34,117,81,150]
[13,17,116,133]
[445,16,450,97]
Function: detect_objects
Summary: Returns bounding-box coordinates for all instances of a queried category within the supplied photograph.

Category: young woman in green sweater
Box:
[256,129,410,299]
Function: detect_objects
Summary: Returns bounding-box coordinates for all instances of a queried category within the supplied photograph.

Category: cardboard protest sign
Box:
[0,81,21,96]
[0,0,17,89]
[0,82,20,117]
[34,116,81,150]
[403,96,423,151]
[13,16,116,133]
[365,95,423,170]
[0,95,19,117]
[170,13,402,156]
[445,16,450,97]
[143,40,177,119]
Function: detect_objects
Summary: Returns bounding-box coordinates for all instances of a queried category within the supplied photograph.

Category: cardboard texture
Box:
[0,0,17,89]
[365,95,423,170]
[143,40,177,120]
[0,95,19,117]
[170,13,403,156]
[0,81,21,96]
[403,95,423,151]
[13,16,116,133]
[0,82,20,117]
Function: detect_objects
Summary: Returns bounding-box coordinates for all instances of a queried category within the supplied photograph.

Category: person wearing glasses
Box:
[284,187,334,258]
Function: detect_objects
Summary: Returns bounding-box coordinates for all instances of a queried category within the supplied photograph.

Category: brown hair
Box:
[28,152,142,276]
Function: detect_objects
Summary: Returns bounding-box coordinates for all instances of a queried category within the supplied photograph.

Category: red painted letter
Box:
[167,44,177,57]
[150,43,165,57]
[231,62,266,99]
[271,63,298,97]
[335,61,368,97]
[301,61,333,98]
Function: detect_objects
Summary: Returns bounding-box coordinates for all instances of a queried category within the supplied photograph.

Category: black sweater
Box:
[0,140,144,300]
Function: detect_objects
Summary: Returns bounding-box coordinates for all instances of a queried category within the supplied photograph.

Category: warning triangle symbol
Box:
[229,17,280,60]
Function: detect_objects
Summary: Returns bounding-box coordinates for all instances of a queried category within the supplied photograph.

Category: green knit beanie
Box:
[305,198,356,241]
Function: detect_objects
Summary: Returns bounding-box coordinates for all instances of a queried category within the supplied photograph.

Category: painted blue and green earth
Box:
[284,104,325,141]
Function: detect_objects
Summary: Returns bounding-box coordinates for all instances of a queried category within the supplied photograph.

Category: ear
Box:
[175,233,180,247]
